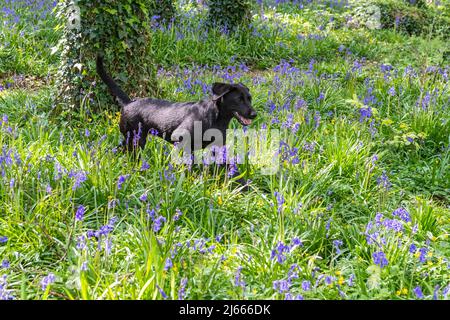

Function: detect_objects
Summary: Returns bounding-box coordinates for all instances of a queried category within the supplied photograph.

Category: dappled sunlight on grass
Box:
[0,0,449,301]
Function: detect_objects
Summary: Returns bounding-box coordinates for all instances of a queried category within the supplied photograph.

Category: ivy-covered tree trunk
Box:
[55,0,159,111]
[206,0,252,32]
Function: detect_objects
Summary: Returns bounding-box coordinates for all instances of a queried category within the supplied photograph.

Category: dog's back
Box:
[121,98,218,142]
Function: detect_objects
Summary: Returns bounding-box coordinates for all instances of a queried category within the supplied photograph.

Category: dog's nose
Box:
[249,110,257,119]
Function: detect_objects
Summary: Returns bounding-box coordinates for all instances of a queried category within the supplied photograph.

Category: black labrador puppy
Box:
[96,55,257,185]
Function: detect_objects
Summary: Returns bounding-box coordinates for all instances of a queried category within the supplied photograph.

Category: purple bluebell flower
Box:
[274,192,285,213]
[0,275,14,300]
[1,260,10,269]
[132,124,143,147]
[375,212,384,224]
[433,285,440,300]
[372,154,379,165]
[418,91,432,110]
[314,111,321,129]
[117,175,128,190]
[271,241,290,264]
[443,285,450,298]
[139,192,148,202]
[377,171,392,190]
[388,87,396,96]
[273,279,290,293]
[317,92,325,102]
[41,273,56,291]
[326,218,332,234]
[227,162,238,178]
[235,266,246,288]
[383,219,404,233]
[314,274,325,287]
[414,286,424,299]
[373,251,388,268]
[164,258,173,271]
[359,107,372,122]
[178,277,188,300]
[156,285,168,299]
[153,216,166,233]
[108,198,120,209]
[303,142,315,153]
[347,274,355,287]
[392,207,411,223]
[301,280,311,291]
[71,171,87,190]
[291,237,303,247]
[75,205,85,221]
[147,207,157,220]
[285,293,304,300]
[76,236,86,250]
[333,240,343,254]
[104,238,112,254]
[394,15,401,28]
[418,247,428,263]
[287,264,300,282]
[87,216,118,241]
[409,244,417,253]
[141,161,150,171]
[173,208,182,221]
[0,236,7,243]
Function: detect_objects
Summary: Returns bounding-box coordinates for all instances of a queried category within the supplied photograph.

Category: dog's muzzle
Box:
[233,111,256,126]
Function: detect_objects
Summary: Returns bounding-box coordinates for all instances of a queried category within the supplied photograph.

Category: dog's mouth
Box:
[233,111,253,126]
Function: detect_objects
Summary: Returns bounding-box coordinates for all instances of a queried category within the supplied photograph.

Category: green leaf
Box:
[104,8,117,15]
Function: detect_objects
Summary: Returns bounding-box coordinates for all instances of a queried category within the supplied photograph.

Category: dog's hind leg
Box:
[119,131,140,161]
[138,130,148,150]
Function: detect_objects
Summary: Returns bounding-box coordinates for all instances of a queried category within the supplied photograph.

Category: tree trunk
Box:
[55,0,159,112]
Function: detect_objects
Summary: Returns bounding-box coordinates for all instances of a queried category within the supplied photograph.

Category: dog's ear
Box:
[212,83,232,101]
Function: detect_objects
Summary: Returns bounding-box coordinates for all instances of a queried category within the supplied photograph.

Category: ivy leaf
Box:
[104,8,117,15]
[73,63,83,72]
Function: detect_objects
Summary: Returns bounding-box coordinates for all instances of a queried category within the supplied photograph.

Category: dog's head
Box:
[212,82,257,126]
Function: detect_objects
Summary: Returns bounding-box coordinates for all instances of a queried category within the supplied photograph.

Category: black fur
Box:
[96,55,257,187]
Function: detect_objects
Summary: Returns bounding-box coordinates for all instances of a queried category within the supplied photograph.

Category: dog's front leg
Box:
[170,124,196,164]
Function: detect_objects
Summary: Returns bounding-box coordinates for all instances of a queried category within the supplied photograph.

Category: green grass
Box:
[0,0,449,300]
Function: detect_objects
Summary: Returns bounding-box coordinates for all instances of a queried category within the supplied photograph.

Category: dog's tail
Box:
[96,55,132,107]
